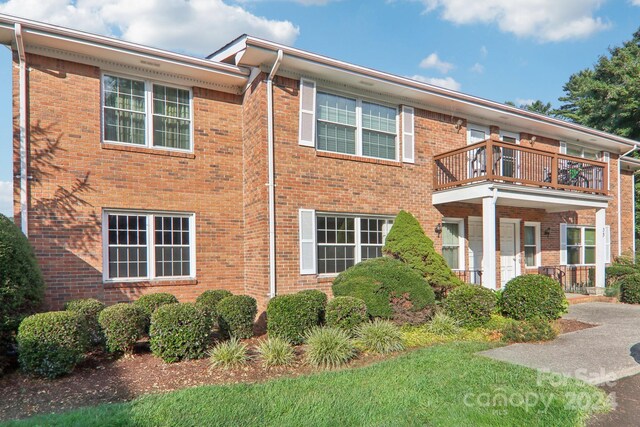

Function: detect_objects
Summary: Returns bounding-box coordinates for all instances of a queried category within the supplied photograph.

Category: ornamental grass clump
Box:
[304,326,356,369]
[256,337,296,367]
[426,312,461,336]
[208,337,249,370]
[356,319,405,354]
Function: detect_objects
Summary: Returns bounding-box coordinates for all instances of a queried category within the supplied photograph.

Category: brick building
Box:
[2,15,638,310]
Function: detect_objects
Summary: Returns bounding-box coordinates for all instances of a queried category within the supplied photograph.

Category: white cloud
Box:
[0,181,12,217]
[631,0,640,6]
[480,45,488,58]
[419,52,455,74]
[470,62,484,73]
[420,0,609,42]
[0,0,300,56]
[516,98,535,106]
[410,75,461,91]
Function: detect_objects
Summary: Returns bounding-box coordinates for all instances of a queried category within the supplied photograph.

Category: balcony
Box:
[433,139,608,195]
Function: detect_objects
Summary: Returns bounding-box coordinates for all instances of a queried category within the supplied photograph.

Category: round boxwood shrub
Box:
[65,298,106,348]
[325,296,368,333]
[98,303,147,354]
[298,290,328,324]
[17,311,87,378]
[217,295,257,339]
[500,275,567,321]
[332,257,435,319]
[267,294,319,344]
[443,284,497,327]
[150,303,211,363]
[195,290,233,325]
[619,273,640,304]
[134,293,179,330]
[0,213,44,373]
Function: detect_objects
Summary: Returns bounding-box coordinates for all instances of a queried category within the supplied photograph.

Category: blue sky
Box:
[1,0,640,216]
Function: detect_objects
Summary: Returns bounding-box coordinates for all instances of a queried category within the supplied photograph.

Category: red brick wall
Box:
[14,54,246,309]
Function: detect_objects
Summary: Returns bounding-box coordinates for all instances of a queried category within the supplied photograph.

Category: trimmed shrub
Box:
[256,337,295,367]
[17,311,87,378]
[267,294,318,344]
[383,210,463,296]
[134,293,179,330]
[501,318,558,343]
[325,296,368,333]
[98,303,146,354]
[0,213,45,373]
[150,303,211,363]
[356,319,405,354]
[217,295,257,339]
[65,298,106,348]
[443,284,497,327]
[304,326,356,369]
[298,290,328,324]
[619,273,640,304]
[332,257,435,320]
[426,312,461,336]
[500,275,567,321]
[208,337,248,369]
[195,290,233,326]
[606,264,638,282]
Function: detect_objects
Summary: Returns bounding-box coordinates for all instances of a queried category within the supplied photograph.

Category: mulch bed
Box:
[0,336,390,423]
[555,318,597,334]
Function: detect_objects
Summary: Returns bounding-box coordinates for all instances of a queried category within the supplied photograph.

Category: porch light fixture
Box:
[544,227,551,237]
[435,223,442,236]
[454,119,463,131]
[530,136,537,146]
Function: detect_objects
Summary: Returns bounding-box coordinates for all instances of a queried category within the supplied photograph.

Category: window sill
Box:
[316,150,402,167]
[317,274,338,283]
[104,278,198,289]
[101,143,196,159]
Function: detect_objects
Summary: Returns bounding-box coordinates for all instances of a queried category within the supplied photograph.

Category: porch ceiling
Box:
[432,182,610,212]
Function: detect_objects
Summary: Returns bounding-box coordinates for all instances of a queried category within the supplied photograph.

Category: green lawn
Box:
[5,342,608,427]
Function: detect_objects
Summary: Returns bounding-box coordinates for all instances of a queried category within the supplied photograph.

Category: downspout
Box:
[618,146,638,257]
[14,23,28,235]
[266,49,283,298]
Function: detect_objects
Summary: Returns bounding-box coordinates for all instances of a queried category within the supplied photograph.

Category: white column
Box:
[595,208,606,289]
[482,196,497,289]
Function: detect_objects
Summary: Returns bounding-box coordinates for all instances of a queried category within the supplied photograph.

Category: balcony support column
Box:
[595,207,606,291]
[482,194,497,290]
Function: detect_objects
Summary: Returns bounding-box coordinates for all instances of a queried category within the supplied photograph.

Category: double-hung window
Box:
[565,143,599,160]
[104,211,195,281]
[441,219,464,270]
[566,226,596,265]
[102,74,192,151]
[316,91,398,160]
[315,214,393,274]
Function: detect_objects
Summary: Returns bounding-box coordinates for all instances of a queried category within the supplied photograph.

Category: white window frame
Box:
[499,130,520,144]
[101,72,194,153]
[442,218,465,271]
[523,221,541,269]
[563,142,598,160]
[315,89,400,161]
[564,225,596,266]
[466,123,490,145]
[102,209,196,282]
[316,212,394,277]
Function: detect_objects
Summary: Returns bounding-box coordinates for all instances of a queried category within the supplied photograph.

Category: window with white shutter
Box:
[402,106,414,163]
[298,79,316,147]
[299,209,317,274]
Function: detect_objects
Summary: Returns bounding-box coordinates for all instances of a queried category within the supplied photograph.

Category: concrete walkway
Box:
[480,303,640,385]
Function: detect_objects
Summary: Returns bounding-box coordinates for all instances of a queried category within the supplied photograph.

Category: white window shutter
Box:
[382,222,393,244]
[298,79,316,147]
[560,223,567,265]
[559,141,567,154]
[605,225,611,264]
[299,209,316,274]
[601,151,610,190]
[402,106,415,163]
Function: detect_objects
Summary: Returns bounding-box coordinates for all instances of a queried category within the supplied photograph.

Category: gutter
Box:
[15,23,27,235]
[266,49,283,298]
[618,146,638,257]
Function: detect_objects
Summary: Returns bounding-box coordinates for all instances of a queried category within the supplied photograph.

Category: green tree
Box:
[556,28,640,245]
[505,100,555,116]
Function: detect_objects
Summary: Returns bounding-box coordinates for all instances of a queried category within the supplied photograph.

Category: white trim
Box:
[315,88,400,162]
[499,130,520,144]
[442,217,465,271]
[15,23,28,235]
[401,105,415,163]
[563,224,598,266]
[298,208,317,275]
[298,78,316,147]
[467,123,490,145]
[523,221,541,269]
[102,209,196,282]
[101,71,194,153]
[499,218,521,284]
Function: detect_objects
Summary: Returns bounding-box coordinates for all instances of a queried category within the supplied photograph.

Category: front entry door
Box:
[500,222,518,287]
[468,218,483,284]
